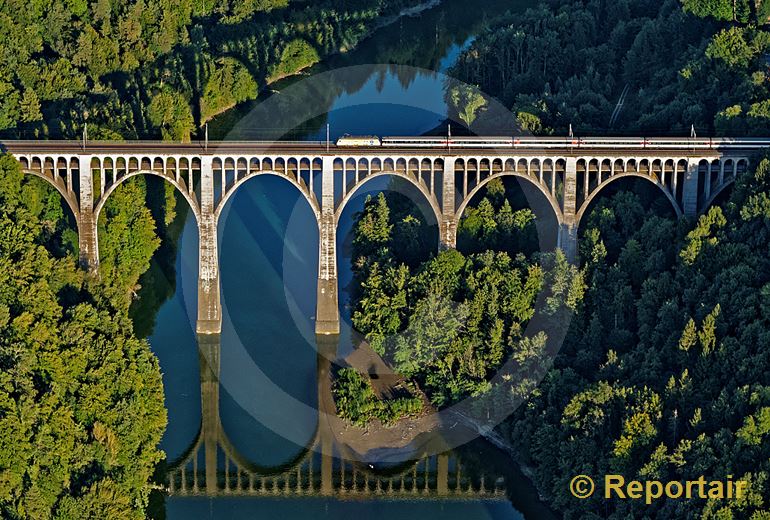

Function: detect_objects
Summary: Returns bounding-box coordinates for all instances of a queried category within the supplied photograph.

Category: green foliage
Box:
[448,84,487,128]
[739,157,770,221]
[516,111,543,133]
[97,179,161,309]
[202,0,288,22]
[349,187,583,408]
[0,156,166,519]
[147,88,195,142]
[451,0,770,135]
[737,407,770,445]
[272,39,320,79]
[200,57,258,122]
[681,0,744,21]
[333,368,422,427]
[352,193,393,262]
[706,27,770,69]
[351,262,409,355]
[457,179,539,258]
[502,156,770,517]
[680,206,727,265]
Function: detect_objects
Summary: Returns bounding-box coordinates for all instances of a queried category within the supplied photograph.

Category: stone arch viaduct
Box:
[4,140,755,336]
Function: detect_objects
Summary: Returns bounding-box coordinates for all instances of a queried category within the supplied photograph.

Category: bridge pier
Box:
[558,158,579,263]
[316,158,340,335]
[439,157,457,250]
[197,157,222,335]
[439,217,457,250]
[78,210,99,272]
[683,161,700,218]
[77,155,100,272]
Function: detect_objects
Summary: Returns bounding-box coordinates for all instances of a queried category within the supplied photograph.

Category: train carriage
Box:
[336,134,770,150]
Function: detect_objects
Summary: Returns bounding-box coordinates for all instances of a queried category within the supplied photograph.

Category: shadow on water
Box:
[148,211,202,463]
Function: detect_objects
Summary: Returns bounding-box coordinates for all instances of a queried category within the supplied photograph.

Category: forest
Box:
[451,0,770,136]
[0,0,417,141]
[0,0,424,517]
[2,0,770,517]
[0,157,166,518]
[447,0,770,517]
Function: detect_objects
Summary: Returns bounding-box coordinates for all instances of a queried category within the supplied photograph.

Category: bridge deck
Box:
[0,139,754,157]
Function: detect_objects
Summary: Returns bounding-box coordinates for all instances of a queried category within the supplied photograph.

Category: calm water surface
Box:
[146,0,553,517]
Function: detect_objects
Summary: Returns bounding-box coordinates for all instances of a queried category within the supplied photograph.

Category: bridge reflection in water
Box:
[165,334,506,500]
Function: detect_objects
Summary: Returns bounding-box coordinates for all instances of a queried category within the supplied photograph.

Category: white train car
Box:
[336,134,770,150]
[709,137,770,149]
[383,136,515,148]
[450,136,514,148]
[336,135,381,147]
[577,137,647,148]
[381,136,447,147]
[514,137,573,148]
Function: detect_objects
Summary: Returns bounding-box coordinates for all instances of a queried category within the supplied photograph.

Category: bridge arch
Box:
[16,155,80,219]
[455,170,565,225]
[699,157,748,214]
[214,169,321,223]
[94,168,202,225]
[334,169,443,226]
[19,168,80,220]
[575,170,682,224]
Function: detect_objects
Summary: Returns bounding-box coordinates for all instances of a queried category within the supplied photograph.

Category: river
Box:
[142,0,556,518]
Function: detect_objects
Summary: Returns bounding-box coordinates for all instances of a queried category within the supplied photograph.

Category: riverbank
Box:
[200,0,445,127]
[447,411,558,519]
[326,349,558,518]
[326,339,443,458]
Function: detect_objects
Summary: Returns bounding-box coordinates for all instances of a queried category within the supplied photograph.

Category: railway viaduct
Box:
[2,139,755,336]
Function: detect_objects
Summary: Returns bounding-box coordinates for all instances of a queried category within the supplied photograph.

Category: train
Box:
[335,135,770,150]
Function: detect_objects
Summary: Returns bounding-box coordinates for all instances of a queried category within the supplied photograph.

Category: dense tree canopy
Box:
[496,159,770,518]
[445,2,770,516]
[450,0,770,136]
[347,189,583,410]
[0,0,420,139]
[0,156,166,519]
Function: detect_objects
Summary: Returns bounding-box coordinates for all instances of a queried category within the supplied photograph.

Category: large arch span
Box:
[212,156,321,221]
[576,171,683,223]
[214,169,321,223]
[454,170,565,225]
[334,170,443,226]
[94,169,202,224]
